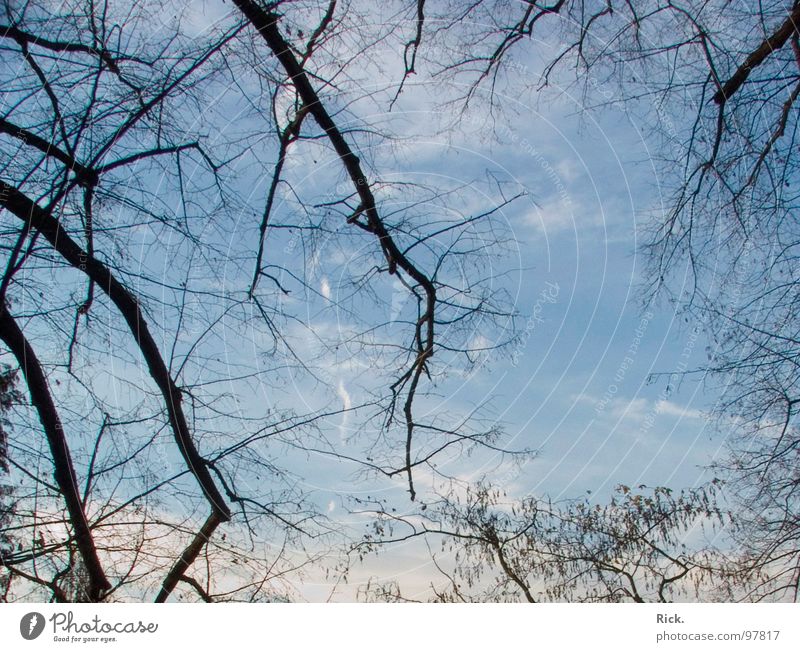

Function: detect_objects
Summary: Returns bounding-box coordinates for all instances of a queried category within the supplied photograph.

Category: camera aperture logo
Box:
[20,612,45,640]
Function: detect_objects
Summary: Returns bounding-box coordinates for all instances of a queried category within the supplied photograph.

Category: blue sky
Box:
[266,66,722,501]
[190,26,732,598]
[168,11,734,594]
[1,1,739,601]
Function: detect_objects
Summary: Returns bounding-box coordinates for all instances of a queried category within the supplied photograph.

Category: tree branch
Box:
[713,4,800,104]
[233,0,437,500]
[0,303,110,600]
[0,23,120,73]
[154,513,222,602]
[0,180,231,521]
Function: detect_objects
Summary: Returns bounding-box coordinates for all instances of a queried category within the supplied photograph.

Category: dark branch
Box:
[155,513,222,602]
[0,180,231,521]
[0,303,111,600]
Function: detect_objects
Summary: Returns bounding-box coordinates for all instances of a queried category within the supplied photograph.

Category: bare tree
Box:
[357,481,735,603]
[386,0,800,601]
[0,363,19,600]
[10,0,795,604]
[0,0,522,601]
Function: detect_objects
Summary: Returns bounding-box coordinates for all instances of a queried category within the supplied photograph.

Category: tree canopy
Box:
[1,0,799,602]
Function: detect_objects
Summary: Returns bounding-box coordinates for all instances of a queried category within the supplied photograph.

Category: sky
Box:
[161,2,739,600]
[273,42,723,498]
[199,9,733,599]
[1,0,741,602]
